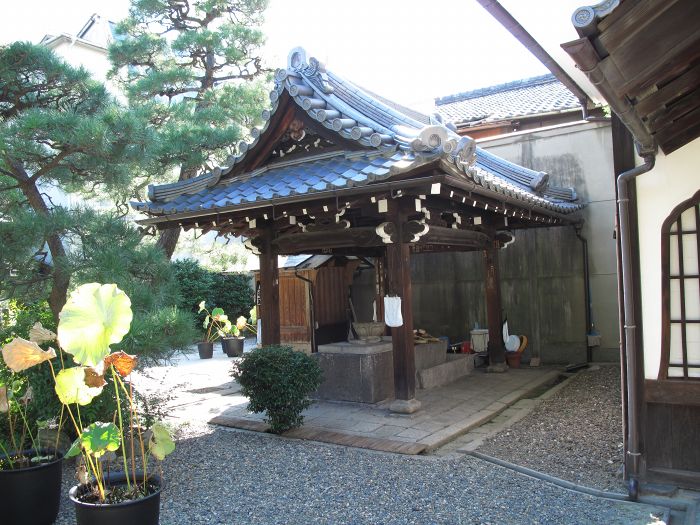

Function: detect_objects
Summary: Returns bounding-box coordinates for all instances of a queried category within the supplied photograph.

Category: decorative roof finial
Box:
[287,47,333,94]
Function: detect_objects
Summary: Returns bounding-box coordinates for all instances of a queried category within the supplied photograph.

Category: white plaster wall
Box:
[48,40,119,95]
[636,137,700,379]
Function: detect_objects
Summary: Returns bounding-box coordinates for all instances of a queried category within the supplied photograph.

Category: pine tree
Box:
[109,0,270,259]
[0,42,158,320]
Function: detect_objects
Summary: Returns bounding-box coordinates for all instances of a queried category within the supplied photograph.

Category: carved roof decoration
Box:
[133,48,583,219]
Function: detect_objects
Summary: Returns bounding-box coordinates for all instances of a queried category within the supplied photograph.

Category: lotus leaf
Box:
[57,283,133,367]
[149,422,175,460]
[28,322,57,344]
[104,351,137,377]
[55,367,104,405]
[198,300,206,313]
[78,422,121,458]
[1,337,56,372]
[83,368,107,388]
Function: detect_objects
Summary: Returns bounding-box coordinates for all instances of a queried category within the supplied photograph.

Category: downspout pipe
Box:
[294,270,316,353]
[574,225,593,363]
[617,154,655,500]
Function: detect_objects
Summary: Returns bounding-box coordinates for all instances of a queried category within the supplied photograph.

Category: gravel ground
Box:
[52,421,665,524]
[477,365,626,492]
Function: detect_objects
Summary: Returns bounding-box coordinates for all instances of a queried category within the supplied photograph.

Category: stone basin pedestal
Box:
[314,339,393,403]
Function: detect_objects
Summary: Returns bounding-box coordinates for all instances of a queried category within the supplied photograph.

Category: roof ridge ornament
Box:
[529,171,550,193]
[572,0,620,36]
[287,47,334,95]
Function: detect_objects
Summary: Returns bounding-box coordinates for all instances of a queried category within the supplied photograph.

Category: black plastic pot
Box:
[222,336,245,357]
[197,341,214,359]
[69,471,161,525]
[0,449,63,525]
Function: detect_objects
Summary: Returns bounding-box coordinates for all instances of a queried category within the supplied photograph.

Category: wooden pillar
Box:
[385,202,420,413]
[259,224,280,346]
[484,238,506,369]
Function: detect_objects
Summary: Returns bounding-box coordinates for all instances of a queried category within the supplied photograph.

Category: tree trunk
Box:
[155,165,199,259]
[154,60,216,261]
[155,227,181,260]
[13,165,70,322]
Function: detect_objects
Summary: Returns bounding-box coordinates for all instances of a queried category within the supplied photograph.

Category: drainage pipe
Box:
[617,155,655,500]
[574,225,593,363]
[465,451,695,518]
[294,270,316,352]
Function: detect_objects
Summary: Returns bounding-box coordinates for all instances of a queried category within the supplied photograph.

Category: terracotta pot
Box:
[506,352,522,369]
[197,341,214,359]
[0,449,63,525]
[70,471,161,525]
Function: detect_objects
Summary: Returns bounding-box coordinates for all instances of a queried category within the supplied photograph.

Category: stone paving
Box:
[135,341,563,451]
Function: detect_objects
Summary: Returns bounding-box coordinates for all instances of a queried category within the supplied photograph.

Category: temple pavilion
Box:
[133,48,584,413]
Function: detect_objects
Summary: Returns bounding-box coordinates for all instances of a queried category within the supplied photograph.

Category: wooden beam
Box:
[483,237,505,367]
[274,227,382,252]
[258,223,280,346]
[419,225,490,248]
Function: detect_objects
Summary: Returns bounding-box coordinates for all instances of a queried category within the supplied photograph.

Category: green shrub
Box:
[0,300,55,345]
[212,273,254,320]
[232,345,322,434]
[172,258,215,315]
[172,258,253,335]
[115,306,197,366]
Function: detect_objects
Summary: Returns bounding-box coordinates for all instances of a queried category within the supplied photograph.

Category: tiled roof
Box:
[134,49,584,219]
[434,74,581,126]
[133,150,433,215]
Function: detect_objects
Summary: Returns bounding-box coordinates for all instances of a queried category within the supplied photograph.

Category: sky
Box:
[0,0,589,111]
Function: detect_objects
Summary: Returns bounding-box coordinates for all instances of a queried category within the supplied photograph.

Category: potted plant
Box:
[197,301,231,359]
[4,283,176,524]
[0,325,64,525]
[221,317,245,358]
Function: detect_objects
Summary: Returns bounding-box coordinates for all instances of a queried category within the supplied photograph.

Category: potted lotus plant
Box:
[197,301,231,359]
[221,319,244,358]
[3,283,176,524]
[0,324,64,525]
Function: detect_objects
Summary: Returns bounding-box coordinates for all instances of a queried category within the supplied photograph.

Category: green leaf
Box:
[65,438,82,458]
[79,422,121,458]
[211,307,224,317]
[148,422,175,460]
[198,300,206,313]
[203,316,210,329]
[57,283,133,366]
[54,367,104,405]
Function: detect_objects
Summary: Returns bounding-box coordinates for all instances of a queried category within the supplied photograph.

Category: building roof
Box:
[133,48,583,221]
[39,14,119,52]
[434,74,581,127]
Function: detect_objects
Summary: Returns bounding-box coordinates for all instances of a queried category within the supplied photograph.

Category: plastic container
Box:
[470,329,489,353]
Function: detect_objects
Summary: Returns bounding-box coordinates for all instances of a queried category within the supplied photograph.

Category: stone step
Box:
[417,354,475,389]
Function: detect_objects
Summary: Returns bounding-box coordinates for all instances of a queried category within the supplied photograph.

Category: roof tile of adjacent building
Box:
[133,49,584,218]
[434,74,581,126]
